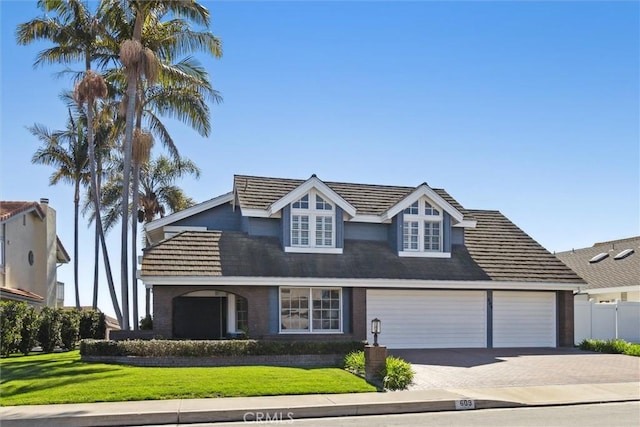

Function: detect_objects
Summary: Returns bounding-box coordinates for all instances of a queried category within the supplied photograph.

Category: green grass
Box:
[0,351,377,406]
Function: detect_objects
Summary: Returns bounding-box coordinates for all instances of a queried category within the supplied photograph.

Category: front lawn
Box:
[0,351,376,406]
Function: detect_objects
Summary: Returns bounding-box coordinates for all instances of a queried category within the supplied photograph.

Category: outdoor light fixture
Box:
[371,318,381,346]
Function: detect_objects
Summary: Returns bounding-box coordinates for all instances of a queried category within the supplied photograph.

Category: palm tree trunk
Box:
[92,220,99,309]
[92,149,102,309]
[131,161,140,330]
[87,97,123,326]
[73,180,81,308]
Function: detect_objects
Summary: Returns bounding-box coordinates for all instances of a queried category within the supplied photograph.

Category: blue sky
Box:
[1,1,638,321]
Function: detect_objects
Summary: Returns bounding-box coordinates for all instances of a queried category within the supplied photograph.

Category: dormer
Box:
[383,183,476,258]
[273,175,356,254]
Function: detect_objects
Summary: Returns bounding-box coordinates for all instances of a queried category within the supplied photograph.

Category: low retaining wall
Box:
[81,354,344,368]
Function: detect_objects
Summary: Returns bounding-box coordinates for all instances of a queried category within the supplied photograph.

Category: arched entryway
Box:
[172,290,247,339]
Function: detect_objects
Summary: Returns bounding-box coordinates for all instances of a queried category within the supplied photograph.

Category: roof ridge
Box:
[234,174,444,191]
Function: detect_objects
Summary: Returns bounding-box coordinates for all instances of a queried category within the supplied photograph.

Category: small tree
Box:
[60,309,81,350]
[19,305,40,355]
[79,309,106,339]
[38,307,62,353]
[139,314,153,330]
[0,301,27,356]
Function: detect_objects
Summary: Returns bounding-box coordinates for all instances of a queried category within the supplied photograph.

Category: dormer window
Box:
[400,198,449,258]
[289,190,337,251]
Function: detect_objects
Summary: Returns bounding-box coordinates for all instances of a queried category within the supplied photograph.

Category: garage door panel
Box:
[367,290,487,349]
[493,291,556,347]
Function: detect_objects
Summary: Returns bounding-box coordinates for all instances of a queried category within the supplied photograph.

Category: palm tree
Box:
[99,154,200,324]
[103,0,221,329]
[30,108,90,309]
[100,155,200,232]
[17,0,123,325]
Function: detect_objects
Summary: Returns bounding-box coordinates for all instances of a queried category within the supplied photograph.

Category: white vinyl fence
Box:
[574,300,640,344]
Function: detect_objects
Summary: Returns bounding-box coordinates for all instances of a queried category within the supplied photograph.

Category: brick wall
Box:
[557,290,574,347]
[351,288,367,341]
[153,285,365,341]
[153,285,271,338]
[82,354,345,368]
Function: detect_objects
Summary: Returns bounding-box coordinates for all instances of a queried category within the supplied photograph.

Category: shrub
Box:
[79,310,106,339]
[139,315,153,330]
[80,339,365,358]
[381,356,414,391]
[60,309,81,350]
[38,307,62,353]
[19,305,40,355]
[0,301,27,356]
[344,350,365,375]
[579,338,640,357]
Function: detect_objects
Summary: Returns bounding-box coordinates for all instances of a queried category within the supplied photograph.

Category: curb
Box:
[0,399,523,427]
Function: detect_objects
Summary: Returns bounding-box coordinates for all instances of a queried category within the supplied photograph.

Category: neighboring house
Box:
[0,199,70,308]
[140,175,584,349]
[556,237,640,302]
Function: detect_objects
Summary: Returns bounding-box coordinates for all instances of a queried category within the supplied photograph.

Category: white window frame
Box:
[399,197,450,258]
[287,190,340,253]
[279,287,343,334]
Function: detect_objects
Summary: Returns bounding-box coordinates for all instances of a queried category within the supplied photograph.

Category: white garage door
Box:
[366,290,487,349]
[493,291,556,347]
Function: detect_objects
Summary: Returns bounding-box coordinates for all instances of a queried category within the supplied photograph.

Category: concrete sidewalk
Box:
[1,382,638,427]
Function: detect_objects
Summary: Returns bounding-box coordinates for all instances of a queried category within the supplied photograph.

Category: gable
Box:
[233,175,472,224]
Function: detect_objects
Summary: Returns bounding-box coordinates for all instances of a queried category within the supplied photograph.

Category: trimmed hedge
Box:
[80,339,365,358]
[0,301,107,356]
[579,339,640,357]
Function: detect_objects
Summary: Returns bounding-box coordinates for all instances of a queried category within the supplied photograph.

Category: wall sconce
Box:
[371,318,381,347]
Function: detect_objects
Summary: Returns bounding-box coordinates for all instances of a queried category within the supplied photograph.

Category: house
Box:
[140,175,584,349]
[556,236,639,303]
[0,199,71,308]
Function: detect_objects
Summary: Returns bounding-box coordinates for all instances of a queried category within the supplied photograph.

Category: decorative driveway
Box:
[389,348,640,390]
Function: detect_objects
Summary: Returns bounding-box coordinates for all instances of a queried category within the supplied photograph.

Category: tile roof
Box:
[555,236,640,289]
[142,213,584,283]
[234,175,466,216]
[0,201,45,222]
[142,230,491,281]
[142,175,583,284]
[0,287,44,302]
[464,210,584,283]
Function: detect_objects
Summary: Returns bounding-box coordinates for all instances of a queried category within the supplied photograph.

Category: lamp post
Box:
[371,318,381,347]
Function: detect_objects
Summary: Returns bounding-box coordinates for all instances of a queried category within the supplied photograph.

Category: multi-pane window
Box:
[315,216,333,246]
[424,221,441,251]
[316,195,332,210]
[403,201,419,215]
[291,191,335,248]
[236,297,248,333]
[402,198,443,253]
[424,202,440,216]
[292,194,309,209]
[403,221,419,250]
[280,287,341,332]
[312,289,340,331]
[291,215,309,245]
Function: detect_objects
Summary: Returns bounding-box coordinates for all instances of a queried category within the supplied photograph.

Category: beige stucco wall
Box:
[2,203,61,307]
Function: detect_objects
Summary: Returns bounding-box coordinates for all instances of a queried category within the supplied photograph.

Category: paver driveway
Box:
[389,347,640,390]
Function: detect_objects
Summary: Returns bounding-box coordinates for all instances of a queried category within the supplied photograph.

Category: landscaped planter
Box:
[80,339,365,368]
